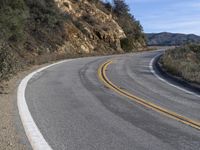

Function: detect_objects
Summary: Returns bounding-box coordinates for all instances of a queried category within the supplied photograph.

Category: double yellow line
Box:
[98,60,200,130]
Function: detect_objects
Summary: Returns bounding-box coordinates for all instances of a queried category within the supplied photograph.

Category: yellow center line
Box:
[98,60,200,130]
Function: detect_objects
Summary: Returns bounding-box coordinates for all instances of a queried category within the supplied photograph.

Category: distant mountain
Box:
[146,32,200,46]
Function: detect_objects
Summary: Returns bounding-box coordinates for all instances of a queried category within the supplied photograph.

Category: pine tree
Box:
[113,0,129,16]
[112,0,146,50]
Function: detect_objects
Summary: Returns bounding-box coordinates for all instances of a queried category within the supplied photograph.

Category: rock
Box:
[55,0,126,53]
[81,45,90,53]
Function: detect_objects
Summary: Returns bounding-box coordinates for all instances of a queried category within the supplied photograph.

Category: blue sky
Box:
[107,0,200,35]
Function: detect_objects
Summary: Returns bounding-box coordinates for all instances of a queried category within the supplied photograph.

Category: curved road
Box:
[24,50,200,150]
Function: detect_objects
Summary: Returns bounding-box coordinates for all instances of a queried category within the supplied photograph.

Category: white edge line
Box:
[149,54,200,98]
[17,59,73,150]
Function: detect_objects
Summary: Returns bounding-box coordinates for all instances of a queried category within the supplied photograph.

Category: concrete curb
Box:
[17,59,72,150]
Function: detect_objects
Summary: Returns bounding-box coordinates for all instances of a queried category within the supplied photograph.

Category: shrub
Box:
[0,45,18,80]
[82,14,97,26]
[162,44,200,83]
[0,0,28,43]
[120,37,135,52]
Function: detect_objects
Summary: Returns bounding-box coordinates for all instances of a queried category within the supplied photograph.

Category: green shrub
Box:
[120,37,135,52]
[0,45,18,80]
[0,0,28,43]
[113,0,146,48]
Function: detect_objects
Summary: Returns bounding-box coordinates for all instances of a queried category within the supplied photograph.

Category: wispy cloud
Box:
[128,0,200,35]
[106,0,200,35]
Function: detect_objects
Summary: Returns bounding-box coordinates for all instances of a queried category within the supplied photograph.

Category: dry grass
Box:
[161,44,200,84]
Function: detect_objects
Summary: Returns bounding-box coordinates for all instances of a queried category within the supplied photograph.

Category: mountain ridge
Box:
[146,32,200,46]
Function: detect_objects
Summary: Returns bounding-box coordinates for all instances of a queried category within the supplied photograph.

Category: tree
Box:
[112,0,146,50]
[104,1,113,13]
[113,0,129,16]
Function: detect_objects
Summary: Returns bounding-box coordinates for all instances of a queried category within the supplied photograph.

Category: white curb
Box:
[17,59,72,150]
[149,54,200,98]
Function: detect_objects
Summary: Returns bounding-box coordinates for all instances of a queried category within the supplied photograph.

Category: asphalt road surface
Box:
[25,50,200,150]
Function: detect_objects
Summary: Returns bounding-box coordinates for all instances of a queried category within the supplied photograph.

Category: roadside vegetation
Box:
[161,44,200,84]
[112,0,146,51]
[95,0,146,51]
[0,0,67,81]
[0,0,146,82]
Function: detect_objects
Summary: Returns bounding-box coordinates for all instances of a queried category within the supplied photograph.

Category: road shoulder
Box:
[154,55,200,95]
[0,63,51,150]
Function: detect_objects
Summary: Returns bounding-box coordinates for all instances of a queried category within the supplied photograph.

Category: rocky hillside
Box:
[0,0,146,81]
[146,32,200,46]
[55,0,126,53]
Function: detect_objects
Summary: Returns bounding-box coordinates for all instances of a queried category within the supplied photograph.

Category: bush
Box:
[0,45,18,80]
[82,14,97,26]
[120,37,135,52]
[0,0,28,43]
[162,44,200,83]
[26,0,64,28]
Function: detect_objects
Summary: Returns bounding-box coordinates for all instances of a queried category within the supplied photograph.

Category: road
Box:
[23,50,200,150]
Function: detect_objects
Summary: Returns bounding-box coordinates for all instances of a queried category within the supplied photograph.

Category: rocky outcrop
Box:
[54,0,126,53]
[0,0,147,82]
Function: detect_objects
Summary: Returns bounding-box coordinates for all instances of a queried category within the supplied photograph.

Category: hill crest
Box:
[146,32,200,46]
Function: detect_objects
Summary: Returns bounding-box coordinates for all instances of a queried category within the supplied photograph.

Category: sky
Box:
[108,0,200,35]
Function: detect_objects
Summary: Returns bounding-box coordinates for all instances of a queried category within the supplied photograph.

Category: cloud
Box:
[130,0,200,35]
[106,0,200,35]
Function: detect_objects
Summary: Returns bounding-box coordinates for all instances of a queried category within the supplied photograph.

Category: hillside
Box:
[0,0,146,81]
[146,32,200,46]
